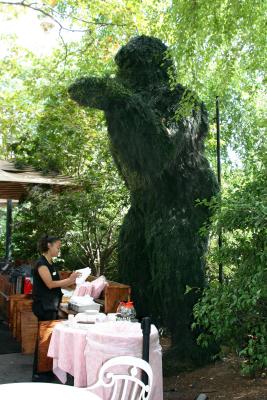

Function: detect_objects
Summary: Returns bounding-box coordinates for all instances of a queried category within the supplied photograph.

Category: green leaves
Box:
[1,0,266,168]
[193,161,267,376]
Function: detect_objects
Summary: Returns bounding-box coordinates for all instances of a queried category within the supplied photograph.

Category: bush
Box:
[193,162,267,376]
[193,264,267,375]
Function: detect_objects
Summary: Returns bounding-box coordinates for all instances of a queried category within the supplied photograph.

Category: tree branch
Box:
[0,1,91,42]
[45,2,128,28]
[0,1,127,34]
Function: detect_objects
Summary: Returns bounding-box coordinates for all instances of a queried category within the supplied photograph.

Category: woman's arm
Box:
[37,266,79,290]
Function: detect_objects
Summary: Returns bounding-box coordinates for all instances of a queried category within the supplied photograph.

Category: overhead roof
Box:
[0,159,75,200]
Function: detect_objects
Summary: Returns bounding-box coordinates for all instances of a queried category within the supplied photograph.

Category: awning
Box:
[0,159,75,200]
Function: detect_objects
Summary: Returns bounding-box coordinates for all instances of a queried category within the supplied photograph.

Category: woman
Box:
[32,234,80,381]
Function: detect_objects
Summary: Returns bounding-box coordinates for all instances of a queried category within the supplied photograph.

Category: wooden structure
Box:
[0,159,74,200]
[87,275,131,314]
[21,310,38,354]
[0,273,12,318]
[37,320,61,372]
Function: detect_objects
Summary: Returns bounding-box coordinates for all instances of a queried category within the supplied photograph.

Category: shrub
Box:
[193,162,267,376]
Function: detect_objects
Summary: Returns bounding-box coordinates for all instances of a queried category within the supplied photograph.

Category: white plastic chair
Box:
[87,355,153,400]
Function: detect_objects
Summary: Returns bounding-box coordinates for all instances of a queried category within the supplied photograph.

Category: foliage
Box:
[0,0,265,165]
[166,0,266,90]
[12,180,128,277]
[0,7,130,274]
[165,0,267,164]
[193,154,267,375]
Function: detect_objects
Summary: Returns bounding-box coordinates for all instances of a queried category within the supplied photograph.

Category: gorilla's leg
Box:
[144,208,215,371]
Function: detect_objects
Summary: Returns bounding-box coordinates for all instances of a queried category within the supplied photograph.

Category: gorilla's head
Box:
[115,35,173,87]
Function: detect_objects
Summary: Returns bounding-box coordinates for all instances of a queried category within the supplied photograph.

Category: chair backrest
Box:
[87,355,153,400]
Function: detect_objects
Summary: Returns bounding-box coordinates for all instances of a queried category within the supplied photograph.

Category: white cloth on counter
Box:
[69,295,94,305]
[68,295,101,312]
[74,312,107,324]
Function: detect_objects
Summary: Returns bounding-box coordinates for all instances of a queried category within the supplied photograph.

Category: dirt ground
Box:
[163,354,267,400]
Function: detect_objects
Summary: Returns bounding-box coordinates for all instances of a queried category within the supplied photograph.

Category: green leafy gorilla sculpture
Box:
[69,35,218,368]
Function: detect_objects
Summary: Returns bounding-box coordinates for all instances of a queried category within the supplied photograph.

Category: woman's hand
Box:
[68,271,81,285]
[38,267,82,289]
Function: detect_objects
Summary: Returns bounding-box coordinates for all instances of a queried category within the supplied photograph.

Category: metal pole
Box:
[5,199,12,262]
[216,97,223,283]
[216,96,221,188]
[141,317,151,385]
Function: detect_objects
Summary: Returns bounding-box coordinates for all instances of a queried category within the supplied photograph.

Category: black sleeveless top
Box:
[32,255,62,312]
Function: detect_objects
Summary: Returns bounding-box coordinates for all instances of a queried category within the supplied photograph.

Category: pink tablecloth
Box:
[48,322,89,387]
[48,321,163,400]
[85,321,163,400]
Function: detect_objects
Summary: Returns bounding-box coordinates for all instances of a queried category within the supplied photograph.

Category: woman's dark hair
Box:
[38,235,61,253]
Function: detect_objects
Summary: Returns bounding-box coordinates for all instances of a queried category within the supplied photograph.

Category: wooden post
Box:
[5,199,12,262]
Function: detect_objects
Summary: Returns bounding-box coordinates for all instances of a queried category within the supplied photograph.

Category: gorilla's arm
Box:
[68,77,132,111]
[169,85,209,147]
[105,94,180,182]
[68,76,179,181]
[68,76,208,183]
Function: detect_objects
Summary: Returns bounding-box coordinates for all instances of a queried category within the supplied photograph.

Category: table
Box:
[48,322,89,387]
[48,320,163,400]
[0,382,101,400]
[85,321,163,400]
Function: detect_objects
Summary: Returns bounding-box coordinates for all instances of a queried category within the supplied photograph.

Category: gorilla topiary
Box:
[68,35,218,369]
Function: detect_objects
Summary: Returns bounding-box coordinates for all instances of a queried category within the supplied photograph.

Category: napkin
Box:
[75,266,91,285]
[70,295,94,305]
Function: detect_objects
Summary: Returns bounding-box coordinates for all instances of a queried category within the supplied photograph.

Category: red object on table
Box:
[125,301,134,308]
[24,277,33,294]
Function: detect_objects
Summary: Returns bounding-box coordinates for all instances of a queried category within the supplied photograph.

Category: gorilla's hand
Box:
[68,77,131,111]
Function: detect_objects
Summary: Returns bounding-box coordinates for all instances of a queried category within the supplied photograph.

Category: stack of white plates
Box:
[75,312,107,325]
